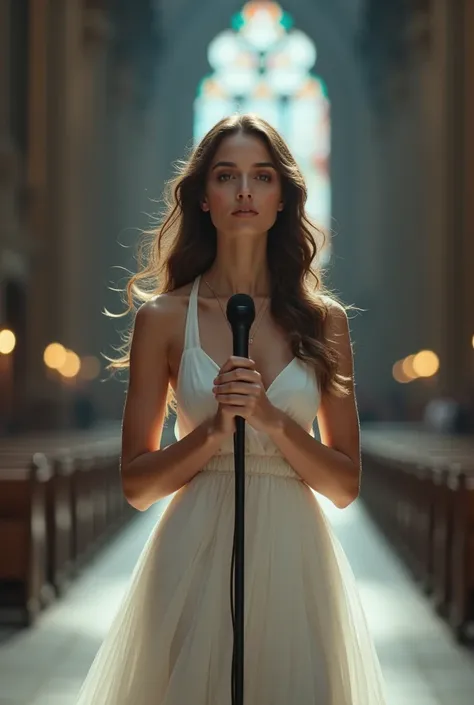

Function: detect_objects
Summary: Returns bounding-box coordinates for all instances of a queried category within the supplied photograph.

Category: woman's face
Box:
[203,131,283,238]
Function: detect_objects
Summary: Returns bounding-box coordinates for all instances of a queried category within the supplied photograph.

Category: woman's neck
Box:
[205,236,270,297]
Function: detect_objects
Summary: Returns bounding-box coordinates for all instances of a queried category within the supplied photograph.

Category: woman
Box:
[77,114,387,704]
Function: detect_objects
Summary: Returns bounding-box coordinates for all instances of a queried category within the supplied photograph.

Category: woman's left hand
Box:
[212,356,281,434]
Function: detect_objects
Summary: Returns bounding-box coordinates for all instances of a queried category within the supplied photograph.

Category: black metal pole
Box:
[233,414,245,705]
[226,295,254,705]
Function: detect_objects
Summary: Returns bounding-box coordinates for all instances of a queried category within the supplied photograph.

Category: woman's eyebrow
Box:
[211,161,276,170]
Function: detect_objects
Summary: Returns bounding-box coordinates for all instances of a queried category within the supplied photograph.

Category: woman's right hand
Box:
[209,356,261,438]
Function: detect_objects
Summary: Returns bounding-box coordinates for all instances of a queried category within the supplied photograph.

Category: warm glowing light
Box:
[44,343,67,369]
[472,334,474,349]
[392,360,413,384]
[59,351,81,378]
[401,355,418,380]
[412,350,439,378]
[0,329,16,355]
[79,356,101,381]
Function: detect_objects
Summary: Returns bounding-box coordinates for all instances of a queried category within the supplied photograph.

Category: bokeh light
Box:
[0,329,16,355]
[412,350,439,378]
[392,360,412,384]
[44,343,68,370]
[393,350,440,383]
[59,350,82,379]
[401,355,418,381]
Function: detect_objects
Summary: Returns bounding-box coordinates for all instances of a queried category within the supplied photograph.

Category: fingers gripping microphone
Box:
[226,294,255,705]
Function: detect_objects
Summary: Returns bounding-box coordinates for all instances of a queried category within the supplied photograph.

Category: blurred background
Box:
[0,1,473,704]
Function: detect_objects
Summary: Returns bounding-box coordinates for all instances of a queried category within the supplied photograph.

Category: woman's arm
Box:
[120,299,226,511]
[266,301,361,508]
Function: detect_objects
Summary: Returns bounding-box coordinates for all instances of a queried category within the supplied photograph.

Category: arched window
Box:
[194,0,331,262]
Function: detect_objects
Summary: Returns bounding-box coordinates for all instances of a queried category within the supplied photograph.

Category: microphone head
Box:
[226,293,255,328]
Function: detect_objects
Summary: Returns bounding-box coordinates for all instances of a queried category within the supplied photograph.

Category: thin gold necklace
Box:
[203,278,269,346]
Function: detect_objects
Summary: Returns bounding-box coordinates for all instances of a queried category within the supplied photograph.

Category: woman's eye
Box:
[216,172,272,183]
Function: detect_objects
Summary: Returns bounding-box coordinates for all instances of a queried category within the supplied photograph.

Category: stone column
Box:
[460,0,474,392]
[24,0,55,415]
[50,0,89,355]
[0,0,26,297]
[79,5,114,416]
[442,0,474,396]
[415,0,450,395]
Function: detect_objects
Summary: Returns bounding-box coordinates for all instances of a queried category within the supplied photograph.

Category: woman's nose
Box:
[237,177,253,199]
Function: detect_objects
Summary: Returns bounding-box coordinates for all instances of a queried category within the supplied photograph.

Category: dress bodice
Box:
[174,277,321,473]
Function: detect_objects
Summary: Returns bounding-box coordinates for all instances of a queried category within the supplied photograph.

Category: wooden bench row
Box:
[360,428,474,644]
[0,429,135,626]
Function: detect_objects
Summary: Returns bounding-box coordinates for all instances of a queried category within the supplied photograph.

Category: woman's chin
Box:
[221,219,271,238]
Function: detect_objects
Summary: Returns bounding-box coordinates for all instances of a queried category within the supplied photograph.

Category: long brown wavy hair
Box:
[107,113,351,397]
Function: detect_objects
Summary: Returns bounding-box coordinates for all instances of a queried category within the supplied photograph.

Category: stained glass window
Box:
[194,0,331,262]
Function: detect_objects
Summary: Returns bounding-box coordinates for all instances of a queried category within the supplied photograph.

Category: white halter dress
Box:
[76,277,387,705]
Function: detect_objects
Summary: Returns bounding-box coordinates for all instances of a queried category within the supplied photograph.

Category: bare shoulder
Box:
[130,297,177,361]
[132,284,194,381]
[317,293,347,317]
[314,294,349,339]
[134,295,177,335]
[134,282,193,333]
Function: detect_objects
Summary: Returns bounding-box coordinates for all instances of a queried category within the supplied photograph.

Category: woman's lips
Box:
[232,210,258,217]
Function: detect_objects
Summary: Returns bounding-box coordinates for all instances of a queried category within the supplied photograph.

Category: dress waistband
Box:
[201,454,301,480]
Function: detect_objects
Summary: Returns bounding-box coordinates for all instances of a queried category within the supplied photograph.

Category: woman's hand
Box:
[211,356,281,435]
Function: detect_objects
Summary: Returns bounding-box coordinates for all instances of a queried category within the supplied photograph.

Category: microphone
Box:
[226,294,255,358]
[225,293,255,705]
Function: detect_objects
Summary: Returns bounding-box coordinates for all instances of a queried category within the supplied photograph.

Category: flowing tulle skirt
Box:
[76,456,387,705]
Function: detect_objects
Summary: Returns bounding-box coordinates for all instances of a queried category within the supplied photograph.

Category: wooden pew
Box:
[0,448,75,597]
[48,451,75,594]
[0,430,125,623]
[0,453,55,625]
[449,465,474,642]
[360,427,474,643]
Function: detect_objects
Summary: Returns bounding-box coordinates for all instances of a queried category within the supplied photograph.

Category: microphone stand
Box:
[232,409,245,705]
[227,295,255,705]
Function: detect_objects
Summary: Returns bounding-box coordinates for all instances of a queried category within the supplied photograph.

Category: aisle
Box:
[0,494,472,705]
